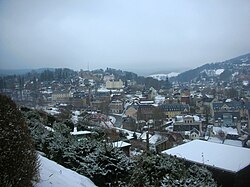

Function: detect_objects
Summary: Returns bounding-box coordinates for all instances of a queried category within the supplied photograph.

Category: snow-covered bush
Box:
[80,145,134,187]
[129,154,217,187]
[46,122,73,164]
[0,95,39,187]
[22,107,217,187]
[161,164,217,187]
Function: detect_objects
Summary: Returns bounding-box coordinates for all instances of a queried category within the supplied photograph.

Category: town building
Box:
[109,100,124,114]
[211,100,244,126]
[173,115,202,133]
[159,103,190,118]
[52,91,71,102]
[106,79,123,89]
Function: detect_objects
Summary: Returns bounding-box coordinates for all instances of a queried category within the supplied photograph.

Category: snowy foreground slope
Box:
[35,155,97,187]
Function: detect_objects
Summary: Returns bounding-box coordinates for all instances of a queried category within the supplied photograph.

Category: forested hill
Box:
[172,53,250,83]
[0,68,55,76]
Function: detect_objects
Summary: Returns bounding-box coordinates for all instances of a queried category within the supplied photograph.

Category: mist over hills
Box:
[0,68,55,76]
[0,53,249,83]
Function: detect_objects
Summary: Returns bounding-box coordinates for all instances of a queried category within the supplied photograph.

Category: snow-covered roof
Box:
[206,136,243,147]
[206,136,223,144]
[70,127,92,136]
[205,94,214,99]
[140,100,154,105]
[224,139,242,147]
[41,90,53,94]
[36,155,96,187]
[213,126,238,136]
[70,130,92,136]
[225,99,232,103]
[59,103,67,106]
[154,95,165,105]
[162,140,250,173]
[44,107,60,115]
[193,115,200,122]
[175,115,184,122]
[140,131,152,141]
[112,141,131,148]
[97,87,110,92]
[149,134,161,144]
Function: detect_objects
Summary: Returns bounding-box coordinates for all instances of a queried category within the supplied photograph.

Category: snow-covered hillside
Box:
[201,69,224,76]
[175,53,250,82]
[149,72,179,81]
[167,72,180,78]
[35,155,97,187]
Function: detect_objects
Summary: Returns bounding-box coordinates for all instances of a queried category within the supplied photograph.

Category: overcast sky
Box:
[0,0,250,75]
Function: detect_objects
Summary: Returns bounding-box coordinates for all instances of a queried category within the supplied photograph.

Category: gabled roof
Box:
[190,128,200,134]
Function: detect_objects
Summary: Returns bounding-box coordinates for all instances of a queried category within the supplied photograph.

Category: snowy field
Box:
[35,155,97,187]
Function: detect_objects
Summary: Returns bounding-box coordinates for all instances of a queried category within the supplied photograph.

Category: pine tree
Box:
[80,145,134,187]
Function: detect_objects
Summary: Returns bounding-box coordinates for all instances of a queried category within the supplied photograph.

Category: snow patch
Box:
[44,107,60,116]
[167,72,180,78]
[241,57,248,63]
[215,69,224,75]
[243,80,249,86]
[35,155,97,187]
[149,72,179,81]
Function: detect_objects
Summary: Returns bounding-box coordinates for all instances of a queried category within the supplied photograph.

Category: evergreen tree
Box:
[80,145,134,187]
[161,164,217,187]
[0,95,39,187]
[129,154,217,187]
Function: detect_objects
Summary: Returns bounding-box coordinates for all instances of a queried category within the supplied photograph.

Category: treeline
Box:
[40,68,77,82]
[105,67,172,90]
[0,67,172,91]
[0,68,77,89]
